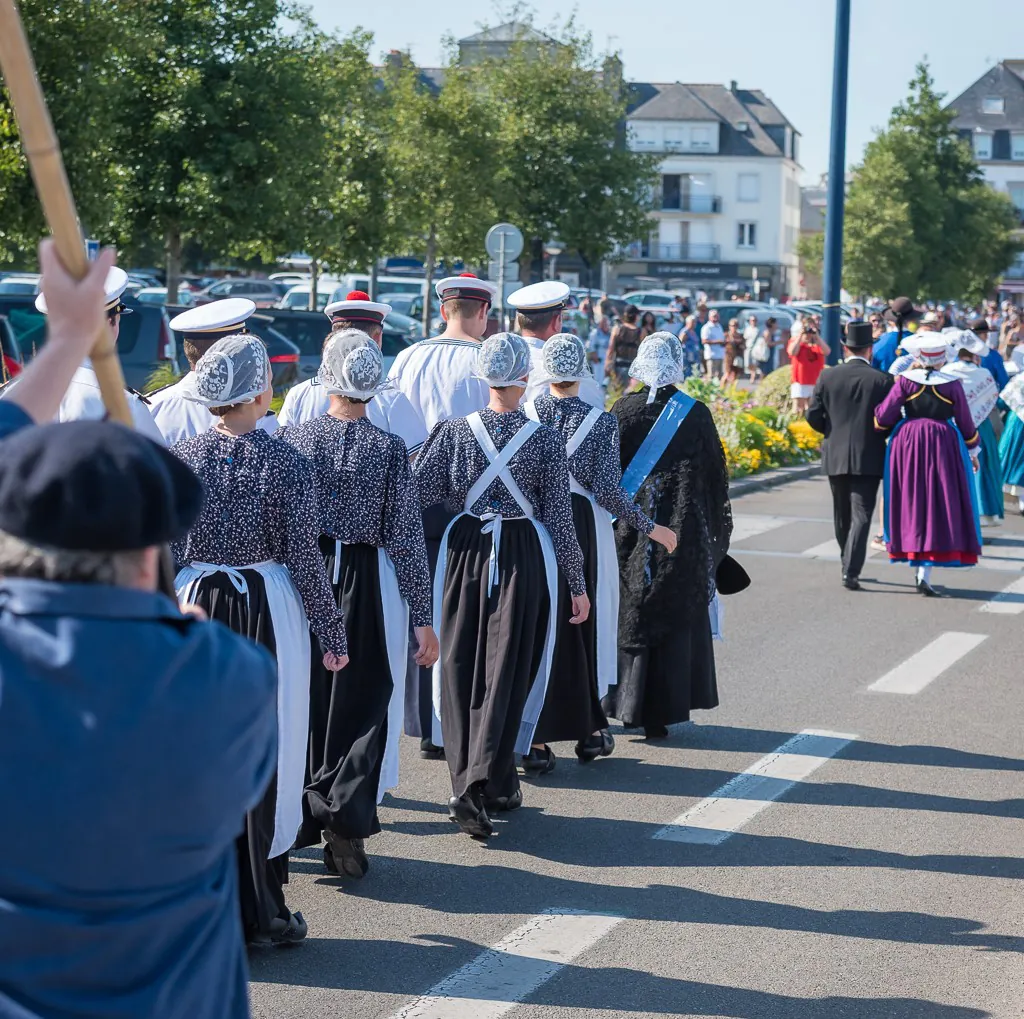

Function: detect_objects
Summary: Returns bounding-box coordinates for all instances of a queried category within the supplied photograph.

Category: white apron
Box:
[430,413,560,755]
[176,560,311,860]
[525,401,620,698]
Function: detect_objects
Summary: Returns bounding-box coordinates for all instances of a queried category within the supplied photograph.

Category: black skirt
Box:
[604,615,719,728]
[187,568,288,938]
[438,515,550,800]
[298,538,392,845]
[534,493,607,744]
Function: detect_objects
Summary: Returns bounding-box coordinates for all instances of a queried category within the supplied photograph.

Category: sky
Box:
[305,0,1018,183]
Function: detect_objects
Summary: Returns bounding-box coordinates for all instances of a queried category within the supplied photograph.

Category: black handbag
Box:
[716,554,750,595]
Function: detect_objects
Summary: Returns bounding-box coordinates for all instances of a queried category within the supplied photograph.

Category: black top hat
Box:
[845,321,874,348]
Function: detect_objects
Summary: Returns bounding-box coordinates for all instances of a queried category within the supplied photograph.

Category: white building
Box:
[613,81,802,299]
[946,60,1024,296]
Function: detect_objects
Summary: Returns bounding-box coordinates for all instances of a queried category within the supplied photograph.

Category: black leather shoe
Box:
[917,579,947,598]
[324,832,369,878]
[250,910,308,946]
[644,724,669,739]
[420,738,445,760]
[484,787,523,812]
[448,792,493,838]
[842,575,862,591]
[576,729,615,762]
[521,744,556,776]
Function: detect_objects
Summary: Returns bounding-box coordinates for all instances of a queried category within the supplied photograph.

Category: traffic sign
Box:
[487,260,519,283]
[85,238,100,261]
[485,222,524,261]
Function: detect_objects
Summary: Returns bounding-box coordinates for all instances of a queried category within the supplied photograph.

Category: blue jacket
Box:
[0,578,277,1019]
[981,347,1009,392]
[871,330,901,372]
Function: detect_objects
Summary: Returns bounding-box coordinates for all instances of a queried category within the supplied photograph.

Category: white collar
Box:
[844,355,871,365]
[901,367,956,385]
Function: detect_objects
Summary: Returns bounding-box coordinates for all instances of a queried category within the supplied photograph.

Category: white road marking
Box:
[867,632,988,695]
[801,538,879,560]
[733,547,1024,573]
[387,910,625,1019]
[730,514,790,543]
[652,729,857,846]
[979,576,1024,614]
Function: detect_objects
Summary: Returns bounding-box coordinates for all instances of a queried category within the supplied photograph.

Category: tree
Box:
[843,62,1023,302]
[386,56,501,333]
[479,16,658,288]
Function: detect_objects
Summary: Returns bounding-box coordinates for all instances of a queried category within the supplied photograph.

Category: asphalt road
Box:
[250,476,1024,1019]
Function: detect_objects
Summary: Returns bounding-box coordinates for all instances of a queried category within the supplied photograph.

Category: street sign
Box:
[487,259,519,283]
[85,238,100,261]
[485,222,524,261]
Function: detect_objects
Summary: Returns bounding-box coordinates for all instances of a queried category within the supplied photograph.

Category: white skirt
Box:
[790,382,815,399]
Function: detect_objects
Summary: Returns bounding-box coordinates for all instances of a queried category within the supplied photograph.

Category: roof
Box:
[459,22,554,45]
[627,82,797,157]
[946,61,1024,129]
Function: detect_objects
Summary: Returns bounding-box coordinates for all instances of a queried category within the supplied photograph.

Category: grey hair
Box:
[0,531,147,586]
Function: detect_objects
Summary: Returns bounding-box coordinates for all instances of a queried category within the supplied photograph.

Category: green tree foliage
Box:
[844,62,1023,302]
[480,17,658,282]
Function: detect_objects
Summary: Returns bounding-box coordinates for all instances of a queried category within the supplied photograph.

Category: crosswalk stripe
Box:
[386,910,625,1018]
[800,539,878,560]
[979,576,1024,614]
[867,632,988,695]
[652,729,857,846]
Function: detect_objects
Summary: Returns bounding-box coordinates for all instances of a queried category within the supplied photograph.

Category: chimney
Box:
[730,79,738,93]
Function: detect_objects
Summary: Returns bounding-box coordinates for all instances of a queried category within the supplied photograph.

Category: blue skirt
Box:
[999,412,1024,487]
[977,417,1004,518]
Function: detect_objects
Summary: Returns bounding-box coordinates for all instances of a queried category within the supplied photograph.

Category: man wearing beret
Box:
[0,245,279,1019]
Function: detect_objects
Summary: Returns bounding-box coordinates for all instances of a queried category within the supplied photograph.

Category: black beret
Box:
[0,421,203,551]
[889,297,918,319]
[969,316,990,333]
[845,321,874,347]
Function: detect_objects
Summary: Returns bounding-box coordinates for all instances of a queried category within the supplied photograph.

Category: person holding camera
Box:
[787,319,831,414]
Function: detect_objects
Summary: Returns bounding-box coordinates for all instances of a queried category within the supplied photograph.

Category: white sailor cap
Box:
[506,280,571,314]
[169,298,256,339]
[35,265,131,315]
[901,332,949,357]
[323,290,392,326]
[434,273,498,304]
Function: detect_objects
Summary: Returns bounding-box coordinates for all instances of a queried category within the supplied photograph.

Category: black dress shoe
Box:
[644,724,670,739]
[521,744,557,776]
[420,738,445,760]
[448,792,493,838]
[842,575,862,591]
[324,831,369,878]
[575,729,615,762]
[917,579,947,598]
[484,787,523,812]
[250,910,308,946]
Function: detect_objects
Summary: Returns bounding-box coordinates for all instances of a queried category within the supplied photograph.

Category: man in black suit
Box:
[806,321,894,590]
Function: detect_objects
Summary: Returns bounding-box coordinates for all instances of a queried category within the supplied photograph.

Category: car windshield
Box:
[0,282,39,296]
[381,294,415,315]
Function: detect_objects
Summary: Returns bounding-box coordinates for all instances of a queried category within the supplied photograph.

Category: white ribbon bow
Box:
[189,561,249,595]
[480,512,503,596]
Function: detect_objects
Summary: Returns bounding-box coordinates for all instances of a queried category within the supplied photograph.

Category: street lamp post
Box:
[822,0,851,363]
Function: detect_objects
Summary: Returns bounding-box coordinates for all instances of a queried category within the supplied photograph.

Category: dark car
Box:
[167,306,299,394]
[260,307,413,383]
[193,277,281,308]
[0,293,180,391]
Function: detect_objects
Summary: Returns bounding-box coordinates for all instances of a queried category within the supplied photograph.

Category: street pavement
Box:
[250,475,1024,1019]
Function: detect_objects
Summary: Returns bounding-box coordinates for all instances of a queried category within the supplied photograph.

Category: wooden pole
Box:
[0,0,132,425]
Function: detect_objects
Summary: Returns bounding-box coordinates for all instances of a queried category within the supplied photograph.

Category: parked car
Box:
[0,293,180,391]
[193,277,281,308]
[0,274,40,297]
[0,316,24,379]
[259,307,414,384]
[135,286,196,307]
[269,271,311,287]
[278,284,335,311]
[329,275,427,300]
[620,289,685,316]
[705,302,796,333]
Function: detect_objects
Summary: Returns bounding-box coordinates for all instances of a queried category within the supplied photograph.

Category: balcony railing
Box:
[660,194,722,214]
[618,242,721,262]
[1004,255,1024,279]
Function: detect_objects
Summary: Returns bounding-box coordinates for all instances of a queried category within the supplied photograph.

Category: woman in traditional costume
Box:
[604,334,732,739]
[521,334,677,772]
[943,330,1003,530]
[874,331,982,596]
[998,368,1024,516]
[415,332,589,838]
[171,334,348,945]
[281,330,437,878]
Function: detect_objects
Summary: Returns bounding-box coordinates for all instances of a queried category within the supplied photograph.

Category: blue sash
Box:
[621,390,696,499]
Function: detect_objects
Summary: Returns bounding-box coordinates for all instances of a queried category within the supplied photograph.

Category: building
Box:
[946,60,1024,294]
[612,81,802,299]
[798,175,828,300]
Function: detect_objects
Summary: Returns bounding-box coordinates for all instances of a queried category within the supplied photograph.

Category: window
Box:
[209,281,231,296]
[974,132,993,160]
[982,96,1005,115]
[738,173,760,202]
[664,126,684,152]
[1008,184,1024,216]
[1013,133,1024,160]
[737,222,757,249]
[629,124,657,150]
[690,127,711,150]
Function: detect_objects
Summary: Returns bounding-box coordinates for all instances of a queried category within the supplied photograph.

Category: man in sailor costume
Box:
[29,264,164,442]
[151,298,279,444]
[278,291,427,456]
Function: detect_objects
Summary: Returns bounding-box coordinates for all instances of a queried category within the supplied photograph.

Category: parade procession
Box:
[3,1,1024,1017]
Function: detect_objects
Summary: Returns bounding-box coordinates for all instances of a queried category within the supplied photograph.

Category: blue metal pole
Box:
[822,0,851,363]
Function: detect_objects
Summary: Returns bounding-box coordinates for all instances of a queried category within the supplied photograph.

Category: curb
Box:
[729,462,821,498]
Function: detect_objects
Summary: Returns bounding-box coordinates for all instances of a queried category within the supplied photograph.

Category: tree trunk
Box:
[309,257,319,311]
[422,226,436,337]
[165,227,182,309]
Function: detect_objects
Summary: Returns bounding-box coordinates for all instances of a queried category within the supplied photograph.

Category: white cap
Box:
[539,333,591,383]
[629,332,686,404]
[180,334,271,407]
[318,328,392,399]
[475,332,532,388]
[323,290,391,325]
[506,280,571,313]
[35,265,130,315]
[901,332,949,357]
[434,274,498,303]
[169,298,256,335]
[946,329,987,359]
[919,311,941,326]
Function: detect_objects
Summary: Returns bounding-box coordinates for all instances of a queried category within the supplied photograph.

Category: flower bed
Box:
[682,368,822,479]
